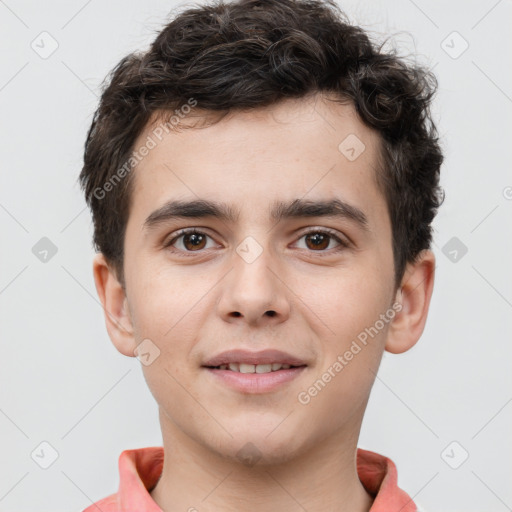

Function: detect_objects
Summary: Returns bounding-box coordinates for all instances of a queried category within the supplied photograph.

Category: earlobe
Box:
[385,250,436,354]
[92,253,137,357]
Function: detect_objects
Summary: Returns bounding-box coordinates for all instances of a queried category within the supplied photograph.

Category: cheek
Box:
[301,266,392,386]
[127,265,217,399]
[296,282,390,425]
[128,260,205,338]
[305,259,392,332]
[131,274,200,408]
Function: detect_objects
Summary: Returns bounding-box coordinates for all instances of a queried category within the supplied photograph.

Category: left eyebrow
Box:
[142,198,370,233]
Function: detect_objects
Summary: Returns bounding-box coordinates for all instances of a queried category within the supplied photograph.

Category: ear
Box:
[92,253,136,357]
[385,249,435,354]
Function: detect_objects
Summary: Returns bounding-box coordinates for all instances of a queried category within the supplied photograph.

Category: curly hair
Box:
[79,0,444,291]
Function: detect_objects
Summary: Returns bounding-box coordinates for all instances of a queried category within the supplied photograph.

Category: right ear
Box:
[92,253,136,357]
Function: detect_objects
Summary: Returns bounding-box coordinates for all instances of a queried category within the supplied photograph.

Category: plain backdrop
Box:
[0,1,511,511]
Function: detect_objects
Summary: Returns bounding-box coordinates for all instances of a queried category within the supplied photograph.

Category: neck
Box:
[150,411,374,512]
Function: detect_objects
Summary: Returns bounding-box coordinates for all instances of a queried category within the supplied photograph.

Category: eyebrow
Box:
[143,197,370,233]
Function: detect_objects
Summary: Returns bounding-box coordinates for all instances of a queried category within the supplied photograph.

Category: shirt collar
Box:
[117,447,164,511]
[114,446,417,511]
[357,448,417,512]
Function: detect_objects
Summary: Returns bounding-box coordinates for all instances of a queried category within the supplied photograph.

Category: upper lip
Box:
[202,349,307,367]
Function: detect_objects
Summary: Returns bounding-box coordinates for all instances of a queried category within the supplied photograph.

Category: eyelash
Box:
[162,227,350,257]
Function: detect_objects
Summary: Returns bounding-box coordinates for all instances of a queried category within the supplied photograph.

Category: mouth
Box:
[201,349,308,393]
[202,349,307,369]
[203,362,307,394]
[204,362,307,373]
[204,365,307,394]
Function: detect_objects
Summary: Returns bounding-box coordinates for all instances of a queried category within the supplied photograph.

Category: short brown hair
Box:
[79,0,444,290]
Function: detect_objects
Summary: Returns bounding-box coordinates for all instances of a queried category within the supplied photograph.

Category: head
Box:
[81,0,443,464]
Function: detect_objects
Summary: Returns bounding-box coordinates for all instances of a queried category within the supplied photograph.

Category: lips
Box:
[202,349,307,368]
[202,350,308,393]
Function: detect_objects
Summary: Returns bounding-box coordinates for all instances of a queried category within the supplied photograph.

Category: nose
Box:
[216,241,291,327]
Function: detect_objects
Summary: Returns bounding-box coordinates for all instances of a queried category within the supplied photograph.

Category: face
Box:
[95,93,433,465]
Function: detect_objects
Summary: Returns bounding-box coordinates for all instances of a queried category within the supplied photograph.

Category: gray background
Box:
[0,0,511,511]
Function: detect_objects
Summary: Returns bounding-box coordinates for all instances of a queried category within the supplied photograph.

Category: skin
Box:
[93,92,435,512]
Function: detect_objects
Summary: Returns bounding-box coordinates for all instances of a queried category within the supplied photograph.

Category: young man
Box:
[79,0,444,510]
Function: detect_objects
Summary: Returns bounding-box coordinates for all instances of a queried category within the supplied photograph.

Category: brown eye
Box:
[164,229,215,254]
[295,229,349,254]
[181,232,207,251]
[304,232,330,250]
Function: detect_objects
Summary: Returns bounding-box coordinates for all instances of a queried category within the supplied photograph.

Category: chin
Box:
[212,428,305,467]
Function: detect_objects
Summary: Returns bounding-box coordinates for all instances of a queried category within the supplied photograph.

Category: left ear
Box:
[385,249,436,354]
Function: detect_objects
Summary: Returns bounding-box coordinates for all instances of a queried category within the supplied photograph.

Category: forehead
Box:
[127,94,386,229]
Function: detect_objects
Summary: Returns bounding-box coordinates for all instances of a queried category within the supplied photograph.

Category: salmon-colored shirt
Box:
[82,446,417,511]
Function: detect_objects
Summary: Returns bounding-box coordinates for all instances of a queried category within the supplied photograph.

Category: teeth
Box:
[239,363,255,374]
[216,363,296,373]
[255,364,272,373]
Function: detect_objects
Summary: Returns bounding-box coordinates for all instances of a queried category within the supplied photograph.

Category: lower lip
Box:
[203,366,307,393]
